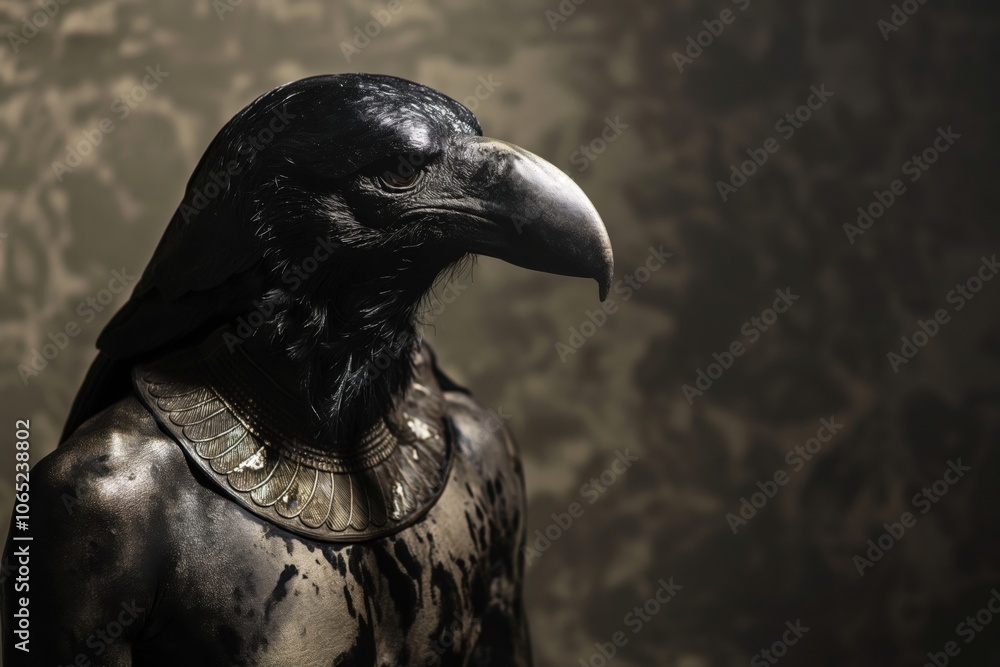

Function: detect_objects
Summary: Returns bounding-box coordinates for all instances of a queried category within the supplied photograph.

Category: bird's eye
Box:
[378,168,422,191]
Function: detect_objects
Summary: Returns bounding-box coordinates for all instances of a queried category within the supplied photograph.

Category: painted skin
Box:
[4,355,530,666]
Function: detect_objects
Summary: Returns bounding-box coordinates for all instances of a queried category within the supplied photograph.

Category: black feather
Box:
[62,74,481,444]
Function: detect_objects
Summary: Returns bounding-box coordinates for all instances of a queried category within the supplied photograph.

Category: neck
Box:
[234,254,451,450]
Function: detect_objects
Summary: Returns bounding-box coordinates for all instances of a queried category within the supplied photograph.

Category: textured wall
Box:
[1,0,998,665]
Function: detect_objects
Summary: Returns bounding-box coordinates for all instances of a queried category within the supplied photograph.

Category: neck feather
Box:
[239,251,459,449]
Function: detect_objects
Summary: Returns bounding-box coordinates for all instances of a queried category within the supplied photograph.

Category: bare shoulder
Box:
[442,389,520,468]
[440,389,526,541]
[31,394,187,525]
[418,341,520,463]
[6,395,185,624]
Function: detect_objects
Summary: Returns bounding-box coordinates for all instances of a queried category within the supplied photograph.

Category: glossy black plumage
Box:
[62,74,485,443]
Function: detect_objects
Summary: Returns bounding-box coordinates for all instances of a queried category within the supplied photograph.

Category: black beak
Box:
[439,136,614,300]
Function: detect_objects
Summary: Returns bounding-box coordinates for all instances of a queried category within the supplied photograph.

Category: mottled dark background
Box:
[1,0,998,665]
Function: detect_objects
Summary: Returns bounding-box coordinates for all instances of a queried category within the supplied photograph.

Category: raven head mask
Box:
[67,73,613,446]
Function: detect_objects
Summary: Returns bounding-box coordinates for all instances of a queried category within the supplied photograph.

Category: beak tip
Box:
[597,250,614,302]
[597,273,611,301]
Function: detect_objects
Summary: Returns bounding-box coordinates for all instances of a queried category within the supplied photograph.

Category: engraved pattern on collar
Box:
[132,334,454,542]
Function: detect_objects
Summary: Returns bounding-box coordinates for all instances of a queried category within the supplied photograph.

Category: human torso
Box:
[131,396,524,667]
